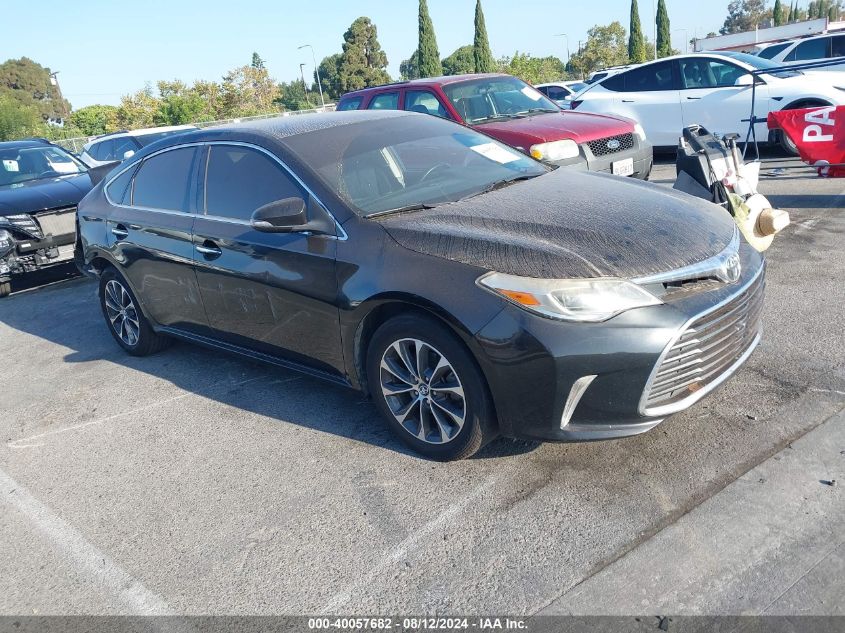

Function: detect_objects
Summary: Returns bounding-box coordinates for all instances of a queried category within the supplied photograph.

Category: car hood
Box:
[377,168,737,279]
[474,110,634,145]
[0,173,93,216]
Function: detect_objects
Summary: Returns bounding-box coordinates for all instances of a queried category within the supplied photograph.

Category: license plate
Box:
[612,157,634,176]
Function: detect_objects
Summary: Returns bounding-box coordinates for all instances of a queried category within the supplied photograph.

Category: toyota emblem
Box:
[721,253,742,283]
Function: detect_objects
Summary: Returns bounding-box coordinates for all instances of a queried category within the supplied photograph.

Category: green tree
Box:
[69,105,119,136]
[656,0,672,58]
[442,46,475,75]
[0,57,71,123]
[473,0,495,73]
[788,2,796,21]
[418,0,442,77]
[277,80,312,111]
[251,52,265,70]
[116,85,159,129]
[336,17,390,93]
[499,52,567,84]
[220,65,281,117]
[628,0,647,62]
[154,80,209,125]
[316,54,343,100]
[773,0,785,25]
[721,0,772,34]
[400,50,420,80]
[0,95,43,140]
[568,22,629,78]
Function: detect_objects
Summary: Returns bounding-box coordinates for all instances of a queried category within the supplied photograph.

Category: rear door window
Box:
[833,35,845,58]
[203,145,305,222]
[132,147,198,212]
[786,37,831,61]
[337,96,363,111]
[403,90,448,117]
[622,61,676,91]
[106,167,135,205]
[367,92,400,110]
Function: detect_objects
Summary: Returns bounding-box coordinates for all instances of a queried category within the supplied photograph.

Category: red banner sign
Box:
[768,106,845,177]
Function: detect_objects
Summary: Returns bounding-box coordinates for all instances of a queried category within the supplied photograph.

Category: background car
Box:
[765,31,845,72]
[0,139,93,297]
[78,111,764,460]
[571,51,845,153]
[79,124,198,167]
[753,40,796,59]
[534,81,588,107]
[338,73,653,179]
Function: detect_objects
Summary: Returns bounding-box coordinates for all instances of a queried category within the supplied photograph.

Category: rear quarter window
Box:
[337,97,363,111]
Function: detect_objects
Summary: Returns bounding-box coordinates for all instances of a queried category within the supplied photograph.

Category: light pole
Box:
[553,33,570,65]
[674,29,689,54]
[299,63,312,107]
[298,44,325,108]
[653,0,658,59]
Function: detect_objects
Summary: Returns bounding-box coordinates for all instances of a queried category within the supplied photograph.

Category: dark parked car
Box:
[77,111,765,460]
[0,139,94,297]
[337,74,653,179]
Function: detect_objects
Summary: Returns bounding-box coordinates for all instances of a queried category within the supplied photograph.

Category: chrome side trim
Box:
[560,374,597,429]
[633,228,740,286]
[637,262,765,418]
[102,140,348,240]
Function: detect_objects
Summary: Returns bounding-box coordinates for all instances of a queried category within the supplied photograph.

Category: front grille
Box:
[586,132,634,157]
[642,270,765,413]
[36,208,77,238]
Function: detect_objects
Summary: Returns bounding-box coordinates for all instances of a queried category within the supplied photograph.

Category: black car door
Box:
[106,145,209,333]
[191,143,343,376]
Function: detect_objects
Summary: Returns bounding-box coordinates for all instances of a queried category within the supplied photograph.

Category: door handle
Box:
[686,96,702,100]
[196,241,222,259]
[621,99,635,103]
[111,224,129,240]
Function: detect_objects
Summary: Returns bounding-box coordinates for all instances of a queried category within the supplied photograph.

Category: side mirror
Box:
[250,196,336,235]
[735,74,754,87]
[122,150,135,159]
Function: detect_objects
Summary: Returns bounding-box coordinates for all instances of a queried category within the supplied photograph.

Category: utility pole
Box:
[298,44,325,108]
[299,63,312,107]
[553,33,570,65]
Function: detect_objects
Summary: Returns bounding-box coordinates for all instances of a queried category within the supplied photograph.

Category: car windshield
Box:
[713,51,802,78]
[283,114,549,217]
[0,145,87,187]
[756,42,793,59]
[441,76,560,124]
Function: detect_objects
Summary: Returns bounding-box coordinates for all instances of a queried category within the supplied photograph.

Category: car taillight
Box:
[570,100,583,110]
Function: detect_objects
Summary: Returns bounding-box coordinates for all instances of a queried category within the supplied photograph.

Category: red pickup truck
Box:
[337,73,653,179]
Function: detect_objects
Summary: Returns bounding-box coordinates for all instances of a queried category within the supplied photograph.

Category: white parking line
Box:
[7,375,297,449]
[320,473,502,613]
[0,467,173,615]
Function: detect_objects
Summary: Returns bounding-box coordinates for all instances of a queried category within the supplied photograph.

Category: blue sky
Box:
[4,0,734,109]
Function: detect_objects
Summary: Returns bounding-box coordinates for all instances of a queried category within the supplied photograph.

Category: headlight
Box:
[478,272,662,322]
[529,139,580,161]
[633,123,647,141]
[0,229,14,258]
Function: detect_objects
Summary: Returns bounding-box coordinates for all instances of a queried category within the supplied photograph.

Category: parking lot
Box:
[1,153,844,616]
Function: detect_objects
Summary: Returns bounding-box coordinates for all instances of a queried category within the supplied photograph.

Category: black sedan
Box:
[0,139,93,297]
[77,111,765,460]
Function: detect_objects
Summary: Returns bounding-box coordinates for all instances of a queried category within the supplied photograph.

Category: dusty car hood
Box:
[377,168,737,279]
[0,173,93,216]
[475,110,633,146]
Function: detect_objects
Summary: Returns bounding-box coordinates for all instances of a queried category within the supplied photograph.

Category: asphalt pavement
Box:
[1,152,843,616]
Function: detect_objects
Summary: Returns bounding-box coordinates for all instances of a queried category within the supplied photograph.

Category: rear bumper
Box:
[552,137,654,180]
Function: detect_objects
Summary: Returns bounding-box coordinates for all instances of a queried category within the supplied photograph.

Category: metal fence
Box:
[52,104,336,154]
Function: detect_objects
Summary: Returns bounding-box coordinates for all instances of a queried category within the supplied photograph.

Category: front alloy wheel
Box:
[379,338,466,444]
[104,279,140,346]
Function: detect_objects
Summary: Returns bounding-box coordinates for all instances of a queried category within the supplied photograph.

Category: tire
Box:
[366,313,497,461]
[0,280,10,298]
[99,267,170,356]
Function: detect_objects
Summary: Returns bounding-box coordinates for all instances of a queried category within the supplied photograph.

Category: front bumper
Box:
[473,245,765,442]
[552,135,654,180]
[0,215,77,282]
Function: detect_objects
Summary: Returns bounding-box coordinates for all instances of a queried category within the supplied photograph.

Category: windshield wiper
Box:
[472,113,527,123]
[364,203,438,219]
[517,108,560,115]
[466,173,543,199]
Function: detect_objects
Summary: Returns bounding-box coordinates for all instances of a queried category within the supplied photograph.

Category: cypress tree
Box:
[417,0,442,78]
[473,0,496,73]
[773,0,784,25]
[789,2,796,22]
[656,0,672,58]
[628,0,648,62]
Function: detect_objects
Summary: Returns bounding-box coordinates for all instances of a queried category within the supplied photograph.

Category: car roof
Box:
[0,139,55,150]
[341,73,512,98]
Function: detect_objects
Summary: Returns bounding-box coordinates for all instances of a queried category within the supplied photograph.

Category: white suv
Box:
[79,125,198,167]
[765,32,845,72]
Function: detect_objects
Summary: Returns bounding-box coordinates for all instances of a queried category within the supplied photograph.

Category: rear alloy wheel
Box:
[367,314,496,460]
[99,268,170,356]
